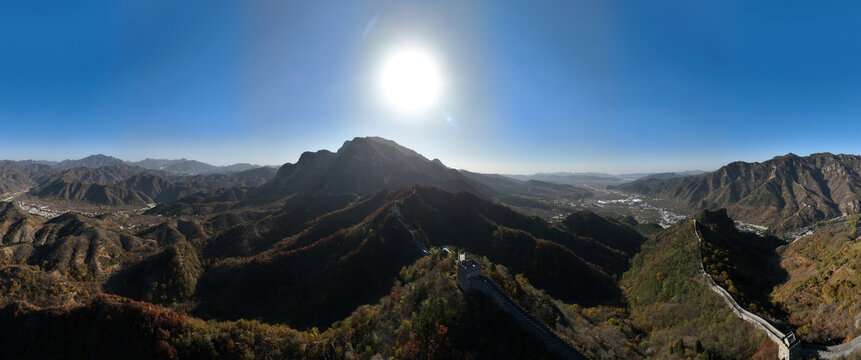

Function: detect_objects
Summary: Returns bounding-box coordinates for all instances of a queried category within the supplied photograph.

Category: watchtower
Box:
[392,203,400,218]
[778,332,800,360]
[457,254,482,291]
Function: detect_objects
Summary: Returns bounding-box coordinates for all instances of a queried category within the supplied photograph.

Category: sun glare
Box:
[377,46,443,115]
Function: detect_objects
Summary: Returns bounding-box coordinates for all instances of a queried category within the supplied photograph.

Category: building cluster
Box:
[16,201,63,218]
[596,198,643,205]
[14,201,156,220]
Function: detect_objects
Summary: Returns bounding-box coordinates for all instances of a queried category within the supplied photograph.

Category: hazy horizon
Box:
[0,135,851,175]
[14,136,861,177]
[3,1,861,173]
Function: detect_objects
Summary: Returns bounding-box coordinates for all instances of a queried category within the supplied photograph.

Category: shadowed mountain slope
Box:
[189,185,640,329]
[0,256,564,360]
[255,137,494,203]
[396,187,632,305]
[193,203,422,328]
[561,210,647,257]
[694,209,789,324]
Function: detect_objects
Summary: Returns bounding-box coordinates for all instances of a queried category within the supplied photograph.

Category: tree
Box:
[672,339,684,354]
[694,339,705,353]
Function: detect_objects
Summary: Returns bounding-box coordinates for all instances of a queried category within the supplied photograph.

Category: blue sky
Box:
[2,1,860,173]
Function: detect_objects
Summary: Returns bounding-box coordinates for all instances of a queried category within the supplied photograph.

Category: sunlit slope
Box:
[773,215,861,344]
[622,218,773,359]
[618,153,861,232]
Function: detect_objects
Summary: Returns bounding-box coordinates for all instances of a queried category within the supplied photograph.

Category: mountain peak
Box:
[340,136,415,153]
[261,136,490,201]
[297,150,334,164]
[84,154,115,159]
[350,136,398,145]
[57,154,126,170]
[772,152,801,161]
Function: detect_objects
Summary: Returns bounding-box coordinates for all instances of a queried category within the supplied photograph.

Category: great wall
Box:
[393,202,588,359]
[393,203,861,360]
[694,220,861,360]
[456,257,590,359]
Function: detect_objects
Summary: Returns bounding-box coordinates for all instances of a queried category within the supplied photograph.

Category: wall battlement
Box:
[457,254,589,359]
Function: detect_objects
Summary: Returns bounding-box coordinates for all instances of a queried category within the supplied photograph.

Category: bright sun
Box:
[377,46,443,115]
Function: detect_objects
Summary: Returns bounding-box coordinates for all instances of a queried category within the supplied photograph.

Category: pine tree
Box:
[671,339,685,354]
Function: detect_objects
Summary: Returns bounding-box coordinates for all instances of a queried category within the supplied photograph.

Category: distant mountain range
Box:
[5,140,860,235]
[629,170,710,181]
[615,153,861,231]
[2,145,705,205]
[44,154,263,175]
[148,137,592,216]
[0,159,278,207]
[6,137,547,208]
[505,170,707,186]
[131,158,258,175]
[4,135,861,359]
[460,170,592,198]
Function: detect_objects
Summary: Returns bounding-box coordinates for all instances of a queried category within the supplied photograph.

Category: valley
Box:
[0,138,859,359]
[500,183,690,229]
[7,3,861,358]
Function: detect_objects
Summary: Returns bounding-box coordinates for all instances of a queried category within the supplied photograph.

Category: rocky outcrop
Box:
[618,153,861,231]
